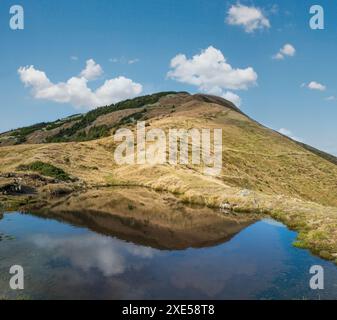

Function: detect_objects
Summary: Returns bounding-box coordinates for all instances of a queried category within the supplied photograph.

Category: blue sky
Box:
[1,0,337,155]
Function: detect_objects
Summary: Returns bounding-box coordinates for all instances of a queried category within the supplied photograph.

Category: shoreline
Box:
[1,181,337,264]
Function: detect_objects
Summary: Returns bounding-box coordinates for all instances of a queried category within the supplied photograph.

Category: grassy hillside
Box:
[1,92,337,261]
[0,91,181,146]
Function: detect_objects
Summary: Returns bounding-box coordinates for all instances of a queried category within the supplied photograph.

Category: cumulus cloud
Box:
[222,91,242,106]
[226,3,270,33]
[167,46,257,106]
[302,81,326,91]
[79,59,103,80]
[18,59,143,109]
[278,128,304,142]
[273,44,296,60]
[280,44,296,56]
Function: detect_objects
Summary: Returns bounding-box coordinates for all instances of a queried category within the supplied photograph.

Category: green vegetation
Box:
[48,125,111,143]
[2,92,183,145]
[117,110,147,126]
[10,123,49,137]
[14,136,27,145]
[45,115,82,131]
[17,161,71,181]
[113,91,178,111]
[45,108,115,142]
[45,92,178,143]
[76,125,111,141]
[7,115,82,143]
[10,122,50,144]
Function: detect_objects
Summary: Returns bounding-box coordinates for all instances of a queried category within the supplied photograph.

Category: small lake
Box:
[0,211,337,300]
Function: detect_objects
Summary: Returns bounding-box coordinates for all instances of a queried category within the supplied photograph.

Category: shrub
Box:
[17,161,71,181]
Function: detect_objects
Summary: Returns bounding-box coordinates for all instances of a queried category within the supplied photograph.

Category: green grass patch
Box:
[17,161,71,181]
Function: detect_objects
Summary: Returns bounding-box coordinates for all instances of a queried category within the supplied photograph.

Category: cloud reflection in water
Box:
[30,234,157,277]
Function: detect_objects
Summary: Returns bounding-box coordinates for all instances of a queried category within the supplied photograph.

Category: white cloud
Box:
[18,59,143,110]
[226,3,270,33]
[95,77,143,103]
[109,57,140,65]
[128,58,140,65]
[278,128,304,142]
[222,91,242,106]
[325,96,336,101]
[273,44,296,60]
[70,56,78,61]
[278,128,292,136]
[303,81,326,91]
[80,59,103,80]
[273,53,284,60]
[281,44,296,56]
[167,46,257,105]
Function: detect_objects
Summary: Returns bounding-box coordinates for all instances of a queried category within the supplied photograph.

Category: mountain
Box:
[1,92,337,261]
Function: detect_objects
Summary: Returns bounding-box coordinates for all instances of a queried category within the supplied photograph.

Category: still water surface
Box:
[0,212,337,299]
